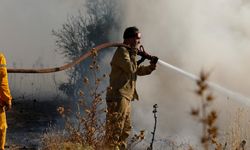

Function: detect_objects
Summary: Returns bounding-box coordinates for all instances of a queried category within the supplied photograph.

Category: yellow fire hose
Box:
[7,42,129,73]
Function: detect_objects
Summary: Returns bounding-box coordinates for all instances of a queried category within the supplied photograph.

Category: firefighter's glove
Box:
[137,50,146,57]
[137,51,151,65]
[5,102,11,111]
[138,50,151,59]
[137,57,146,65]
[150,56,158,65]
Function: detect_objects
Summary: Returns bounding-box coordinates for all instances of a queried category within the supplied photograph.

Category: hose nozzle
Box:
[137,45,158,65]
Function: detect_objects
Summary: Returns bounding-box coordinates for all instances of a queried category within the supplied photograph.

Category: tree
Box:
[53,0,121,98]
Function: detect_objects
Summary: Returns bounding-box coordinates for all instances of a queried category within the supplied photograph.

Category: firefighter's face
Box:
[129,32,141,49]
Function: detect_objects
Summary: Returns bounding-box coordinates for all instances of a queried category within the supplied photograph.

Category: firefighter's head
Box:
[123,26,141,49]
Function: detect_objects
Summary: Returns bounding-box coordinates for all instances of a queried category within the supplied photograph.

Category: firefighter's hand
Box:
[137,50,146,57]
[138,50,151,60]
[150,56,158,65]
[137,57,146,65]
[5,102,11,111]
[150,63,156,70]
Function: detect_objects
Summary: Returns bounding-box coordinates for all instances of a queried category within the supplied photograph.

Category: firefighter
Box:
[0,53,12,150]
[105,26,158,150]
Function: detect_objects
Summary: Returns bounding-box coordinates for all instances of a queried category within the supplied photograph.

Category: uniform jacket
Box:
[106,46,155,101]
[0,53,12,107]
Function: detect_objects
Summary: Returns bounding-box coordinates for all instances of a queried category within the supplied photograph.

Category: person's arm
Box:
[113,47,137,73]
[136,56,158,76]
[136,64,155,76]
[0,54,12,110]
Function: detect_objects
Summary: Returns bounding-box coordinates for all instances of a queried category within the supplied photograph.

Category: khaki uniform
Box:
[106,47,155,149]
[0,53,12,150]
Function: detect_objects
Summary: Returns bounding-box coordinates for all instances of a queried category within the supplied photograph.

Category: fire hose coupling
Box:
[137,45,158,65]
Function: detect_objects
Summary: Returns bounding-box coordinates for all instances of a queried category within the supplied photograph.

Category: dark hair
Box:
[123,26,139,39]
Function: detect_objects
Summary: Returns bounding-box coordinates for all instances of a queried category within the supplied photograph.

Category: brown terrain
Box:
[5,98,69,150]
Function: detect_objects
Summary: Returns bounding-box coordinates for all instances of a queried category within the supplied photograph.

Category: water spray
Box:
[158,59,250,106]
[138,45,250,106]
[7,42,250,106]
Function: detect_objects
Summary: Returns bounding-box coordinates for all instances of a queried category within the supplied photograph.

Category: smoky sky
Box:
[1,0,250,147]
[0,0,84,67]
[0,0,85,97]
[120,0,250,146]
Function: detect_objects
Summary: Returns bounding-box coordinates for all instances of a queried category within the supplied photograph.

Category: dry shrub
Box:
[41,49,107,150]
[191,70,222,150]
[223,108,247,150]
[41,48,148,150]
[190,70,248,150]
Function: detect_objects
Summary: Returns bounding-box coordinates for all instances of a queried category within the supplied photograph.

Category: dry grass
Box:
[41,49,147,150]
[42,127,91,150]
[190,70,248,150]
[41,49,107,149]
[41,50,250,150]
[191,70,222,150]
[222,108,248,150]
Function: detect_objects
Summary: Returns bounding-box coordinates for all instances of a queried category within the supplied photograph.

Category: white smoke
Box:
[121,0,250,146]
[0,0,84,97]
[2,0,250,147]
[0,0,84,66]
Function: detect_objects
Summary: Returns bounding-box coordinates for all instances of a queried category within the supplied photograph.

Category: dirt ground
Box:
[5,98,70,150]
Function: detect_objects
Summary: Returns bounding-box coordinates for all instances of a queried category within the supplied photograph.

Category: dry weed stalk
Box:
[42,48,148,150]
[225,108,247,150]
[191,70,222,150]
[67,49,107,148]
[42,49,107,149]
[128,130,145,149]
[147,104,158,150]
[128,104,158,150]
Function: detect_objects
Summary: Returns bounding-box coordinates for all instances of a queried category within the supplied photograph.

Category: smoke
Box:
[120,0,250,146]
[0,0,84,66]
[2,0,250,147]
[0,0,84,97]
